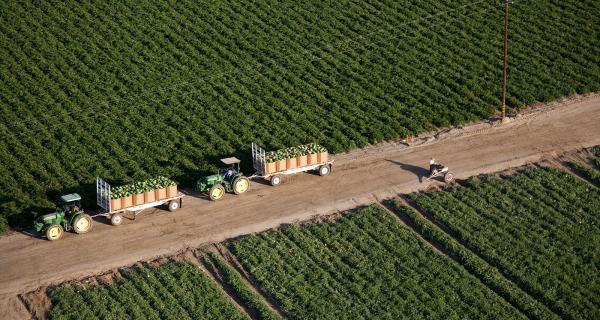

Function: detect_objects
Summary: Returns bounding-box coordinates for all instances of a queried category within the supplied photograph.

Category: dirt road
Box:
[1,95,599,318]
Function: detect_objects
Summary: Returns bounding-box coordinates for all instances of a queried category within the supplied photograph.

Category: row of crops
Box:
[230,206,525,319]
[1,0,599,232]
[49,262,249,320]
[407,167,600,319]
[46,166,599,319]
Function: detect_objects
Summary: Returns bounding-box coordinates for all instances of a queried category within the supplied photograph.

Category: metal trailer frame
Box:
[250,143,334,181]
[96,178,184,221]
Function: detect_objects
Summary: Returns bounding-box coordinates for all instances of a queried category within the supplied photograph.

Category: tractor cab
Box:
[220,157,241,181]
[197,157,250,201]
[33,193,93,241]
[60,193,82,214]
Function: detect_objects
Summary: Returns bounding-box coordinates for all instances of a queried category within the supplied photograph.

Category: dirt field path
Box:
[1,95,599,318]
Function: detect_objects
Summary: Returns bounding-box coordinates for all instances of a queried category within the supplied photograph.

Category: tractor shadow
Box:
[17,228,44,240]
[386,160,429,183]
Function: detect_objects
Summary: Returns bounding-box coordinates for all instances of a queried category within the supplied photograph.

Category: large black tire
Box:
[45,224,63,241]
[233,177,250,194]
[72,214,93,234]
[319,164,331,176]
[270,175,282,186]
[110,213,123,226]
[168,200,180,211]
[209,184,225,201]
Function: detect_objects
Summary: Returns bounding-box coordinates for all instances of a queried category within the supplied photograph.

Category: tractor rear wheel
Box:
[233,177,250,194]
[270,175,282,186]
[73,214,93,234]
[319,164,331,176]
[168,200,180,211]
[444,172,454,183]
[45,224,63,241]
[110,213,123,226]
[209,184,225,201]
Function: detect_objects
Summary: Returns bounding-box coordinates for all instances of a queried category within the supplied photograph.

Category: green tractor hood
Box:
[197,174,220,192]
[33,212,61,232]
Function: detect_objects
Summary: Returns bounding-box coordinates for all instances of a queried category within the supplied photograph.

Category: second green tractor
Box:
[197,157,250,201]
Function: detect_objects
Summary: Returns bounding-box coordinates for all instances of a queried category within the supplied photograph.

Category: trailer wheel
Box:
[444,172,454,183]
[110,213,123,226]
[209,184,225,201]
[319,165,331,176]
[168,200,180,211]
[270,175,282,186]
[46,224,63,241]
[233,177,250,194]
[73,214,93,234]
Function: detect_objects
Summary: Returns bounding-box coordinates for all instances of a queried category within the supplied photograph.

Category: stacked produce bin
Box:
[109,177,178,210]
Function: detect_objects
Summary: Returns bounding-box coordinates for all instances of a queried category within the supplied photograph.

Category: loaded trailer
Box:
[251,143,333,186]
[96,178,184,225]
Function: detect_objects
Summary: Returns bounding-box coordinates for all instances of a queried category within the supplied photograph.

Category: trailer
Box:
[251,143,334,186]
[96,178,184,225]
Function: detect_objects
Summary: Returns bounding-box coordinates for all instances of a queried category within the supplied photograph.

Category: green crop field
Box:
[408,167,600,319]
[1,0,599,231]
[48,261,248,320]
[230,206,525,319]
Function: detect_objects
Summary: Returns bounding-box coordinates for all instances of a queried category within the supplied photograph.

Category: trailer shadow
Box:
[386,160,429,183]
[250,177,272,186]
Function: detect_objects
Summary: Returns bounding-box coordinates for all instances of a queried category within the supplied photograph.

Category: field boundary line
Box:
[193,250,257,320]
[212,243,288,319]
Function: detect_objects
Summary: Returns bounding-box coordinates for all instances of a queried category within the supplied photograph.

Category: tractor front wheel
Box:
[73,214,93,234]
[209,184,225,201]
[45,224,63,241]
[319,164,331,176]
[233,177,250,194]
[110,213,123,226]
[168,200,180,211]
[270,175,282,186]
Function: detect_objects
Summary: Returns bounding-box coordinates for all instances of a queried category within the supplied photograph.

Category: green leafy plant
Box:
[265,143,328,162]
[110,177,177,199]
[48,262,248,320]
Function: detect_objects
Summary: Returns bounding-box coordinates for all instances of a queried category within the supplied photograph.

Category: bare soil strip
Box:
[1,94,599,319]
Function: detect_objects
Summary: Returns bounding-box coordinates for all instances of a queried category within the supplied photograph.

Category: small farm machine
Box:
[33,193,93,241]
[424,164,454,183]
[197,157,250,201]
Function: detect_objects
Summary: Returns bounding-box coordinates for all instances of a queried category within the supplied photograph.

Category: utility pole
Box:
[501,0,509,122]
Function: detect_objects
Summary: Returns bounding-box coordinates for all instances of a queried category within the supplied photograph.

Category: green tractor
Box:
[33,193,93,241]
[197,157,250,201]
